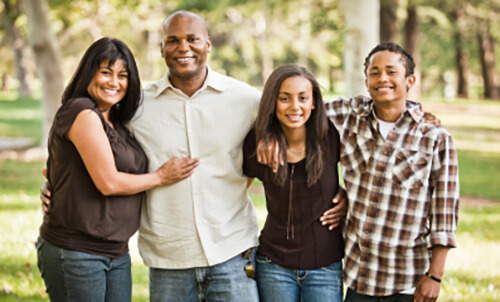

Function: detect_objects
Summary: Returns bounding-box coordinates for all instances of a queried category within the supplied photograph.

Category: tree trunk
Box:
[477,23,498,100]
[255,11,274,85]
[453,6,469,98]
[2,0,33,97]
[380,0,399,43]
[297,0,312,67]
[23,0,64,146]
[340,0,380,96]
[404,3,421,101]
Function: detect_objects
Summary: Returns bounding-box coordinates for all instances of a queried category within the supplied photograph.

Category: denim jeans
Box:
[345,288,414,302]
[149,250,259,302]
[36,237,132,302]
[255,255,343,302]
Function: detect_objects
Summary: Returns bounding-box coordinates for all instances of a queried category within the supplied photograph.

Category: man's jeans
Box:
[149,250,259,302]
[345,288,414,302]
[255,255,343,302]
[36,236,132,302]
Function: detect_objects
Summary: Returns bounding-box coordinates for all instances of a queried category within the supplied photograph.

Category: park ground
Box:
[0,96,499,301]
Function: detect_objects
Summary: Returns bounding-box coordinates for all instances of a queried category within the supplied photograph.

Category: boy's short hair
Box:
[363,42,415,77]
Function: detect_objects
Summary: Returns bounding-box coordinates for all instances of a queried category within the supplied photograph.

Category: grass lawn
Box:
[1,96,499,301]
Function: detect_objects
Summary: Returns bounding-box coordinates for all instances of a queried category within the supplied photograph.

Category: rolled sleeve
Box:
[429,132,459,249]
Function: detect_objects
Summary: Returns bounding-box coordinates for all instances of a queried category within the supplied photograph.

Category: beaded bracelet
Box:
[425,272,442,283]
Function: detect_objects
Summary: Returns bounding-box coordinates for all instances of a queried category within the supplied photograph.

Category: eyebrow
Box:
[167,33,199,39]
[279,91,309,95]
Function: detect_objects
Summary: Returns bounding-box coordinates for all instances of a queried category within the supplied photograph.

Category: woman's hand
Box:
[156,157,199,186]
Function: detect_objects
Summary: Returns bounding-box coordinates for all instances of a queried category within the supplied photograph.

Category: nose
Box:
[178,39,189,51]
[290,98,300,109]
[108,74,119,86]
[379,71,389,81]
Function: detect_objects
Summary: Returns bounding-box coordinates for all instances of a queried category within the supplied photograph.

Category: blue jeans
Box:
[36,237,132,302]
[345,288,414,302]
[149,250,259,302]
[255,255,343,302]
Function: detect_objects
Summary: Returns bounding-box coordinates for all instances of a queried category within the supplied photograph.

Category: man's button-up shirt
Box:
[129,67,261,269]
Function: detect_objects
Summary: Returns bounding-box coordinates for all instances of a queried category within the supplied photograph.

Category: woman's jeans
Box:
[256,255,343,302]
[36,236,132,302]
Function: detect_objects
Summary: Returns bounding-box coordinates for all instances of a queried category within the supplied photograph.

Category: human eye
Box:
[119,72,129,78]
[278,96,289,102]
[165,38,177,44]
[188,37,200,43]
[100,69,111,76]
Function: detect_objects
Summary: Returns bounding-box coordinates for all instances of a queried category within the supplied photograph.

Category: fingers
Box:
[42,168,48,179]
[320,208,343,230]
[40,181,51,216]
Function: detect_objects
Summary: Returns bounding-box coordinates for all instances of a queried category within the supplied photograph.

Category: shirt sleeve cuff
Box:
[429,231,457,248]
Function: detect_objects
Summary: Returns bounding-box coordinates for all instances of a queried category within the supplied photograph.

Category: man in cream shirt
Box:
[129,10,260,301]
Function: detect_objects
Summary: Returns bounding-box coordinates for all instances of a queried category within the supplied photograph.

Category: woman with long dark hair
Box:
[243,64,344,301]
[36,37,198,301]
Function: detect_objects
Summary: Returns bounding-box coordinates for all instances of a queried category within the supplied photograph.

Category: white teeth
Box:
[377,87,392,92]
[177,58,192,62]
[287,114,303,121]
[103,89,118,95]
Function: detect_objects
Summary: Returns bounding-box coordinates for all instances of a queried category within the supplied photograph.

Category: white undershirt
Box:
[375,115,396,140]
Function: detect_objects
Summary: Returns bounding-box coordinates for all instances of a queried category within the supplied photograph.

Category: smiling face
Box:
[87,59,128,112]
[365,50,415,106]
[275,76,315,132]
[160,13,212,82]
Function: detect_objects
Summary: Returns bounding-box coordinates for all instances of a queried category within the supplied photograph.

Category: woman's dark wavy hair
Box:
[61,37,141,123]
[255,64,329,187]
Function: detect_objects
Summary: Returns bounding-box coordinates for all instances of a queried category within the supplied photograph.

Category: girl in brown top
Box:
[243,65,344,302]
[36,38,198,302]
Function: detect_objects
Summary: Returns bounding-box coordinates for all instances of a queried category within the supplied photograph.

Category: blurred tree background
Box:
[1,0,498,102]
[0,0,498,145]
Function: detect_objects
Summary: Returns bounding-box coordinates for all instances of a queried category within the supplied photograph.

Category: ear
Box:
[406,74,416,91]
[206,37,212,53]
[160,41,165,58]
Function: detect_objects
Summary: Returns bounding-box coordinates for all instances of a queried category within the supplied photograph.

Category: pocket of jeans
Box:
[35,237,45,276]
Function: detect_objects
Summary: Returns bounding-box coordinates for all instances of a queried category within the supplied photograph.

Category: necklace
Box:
[287,146,305,156]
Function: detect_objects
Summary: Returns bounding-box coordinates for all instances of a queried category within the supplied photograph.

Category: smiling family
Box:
[37,9,459,302]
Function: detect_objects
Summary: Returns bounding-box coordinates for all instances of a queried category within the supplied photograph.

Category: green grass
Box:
[458,150,500,200]
[0,97,43,145]
[1,95,500,300]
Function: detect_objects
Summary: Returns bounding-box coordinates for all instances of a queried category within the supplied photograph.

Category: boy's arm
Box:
[414,245,449,302]
[324,96,357,130]
[415,132,459,302]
